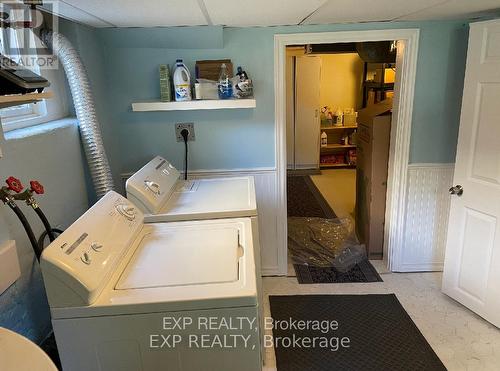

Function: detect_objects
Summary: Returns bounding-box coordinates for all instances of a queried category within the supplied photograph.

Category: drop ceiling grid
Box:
[395,0,500,21]
[302,0,448,24]
[44,1,112,27]
[48,0,500,28]
[202,0,327,27]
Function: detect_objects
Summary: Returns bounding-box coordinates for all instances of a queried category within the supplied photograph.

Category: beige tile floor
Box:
[261,271,500,371]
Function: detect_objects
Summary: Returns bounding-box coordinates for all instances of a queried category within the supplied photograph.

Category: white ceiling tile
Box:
[62,0,208,27]
[203,0,327,26]
[303,0,446,24]
[38,0,500,28]
[396,0,500,21]
[42,1,113,28]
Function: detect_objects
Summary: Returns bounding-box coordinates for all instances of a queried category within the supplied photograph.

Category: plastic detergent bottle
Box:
[334,108,343,126]
[321,131,328,147]
[173,59,192,101]
[218,63,233,99]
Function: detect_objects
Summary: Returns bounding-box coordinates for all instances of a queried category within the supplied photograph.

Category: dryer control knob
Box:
[144,180,161,195]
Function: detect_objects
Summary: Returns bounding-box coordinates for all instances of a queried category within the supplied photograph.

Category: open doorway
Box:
[285,41,399,281]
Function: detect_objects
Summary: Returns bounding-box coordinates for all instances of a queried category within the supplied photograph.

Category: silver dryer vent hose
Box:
[42,30,115,198]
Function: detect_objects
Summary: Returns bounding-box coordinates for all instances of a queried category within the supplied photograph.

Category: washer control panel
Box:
[125,156,180,214]
[40,191,144,307]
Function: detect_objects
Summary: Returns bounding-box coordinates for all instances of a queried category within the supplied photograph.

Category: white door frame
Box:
[274,29,420,275]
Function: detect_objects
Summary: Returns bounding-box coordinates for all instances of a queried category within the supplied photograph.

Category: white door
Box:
[294,56,321,169]
[442,19,500,328]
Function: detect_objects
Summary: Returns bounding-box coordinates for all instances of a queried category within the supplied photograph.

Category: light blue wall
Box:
[0,120,89,343]
[410,23,468,163]
[86,20,468,181]
[97,25,277,181]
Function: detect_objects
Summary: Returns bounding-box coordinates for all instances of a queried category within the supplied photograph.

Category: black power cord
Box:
[181,128,189,180]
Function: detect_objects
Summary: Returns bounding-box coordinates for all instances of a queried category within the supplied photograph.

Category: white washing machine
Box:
[40,191,261,371]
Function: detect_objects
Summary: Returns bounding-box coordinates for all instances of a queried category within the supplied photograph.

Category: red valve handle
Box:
[5,176,23,193]
[29,180,44,195]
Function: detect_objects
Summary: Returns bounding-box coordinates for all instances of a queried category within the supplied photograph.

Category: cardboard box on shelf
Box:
[195,59,233,81]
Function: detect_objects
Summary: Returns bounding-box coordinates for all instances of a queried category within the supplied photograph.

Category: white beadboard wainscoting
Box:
[396,164,454,272]
[121,168,281,275]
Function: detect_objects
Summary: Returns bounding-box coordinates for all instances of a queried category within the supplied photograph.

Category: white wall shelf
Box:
[131,98,256,112]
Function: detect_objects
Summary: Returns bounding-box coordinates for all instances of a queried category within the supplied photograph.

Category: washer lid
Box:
[116,226,241,290]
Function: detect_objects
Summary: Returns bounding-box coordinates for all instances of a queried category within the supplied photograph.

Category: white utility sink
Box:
[0,327,57,371]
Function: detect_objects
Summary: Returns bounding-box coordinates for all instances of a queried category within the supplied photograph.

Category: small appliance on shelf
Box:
[0,54,50,95]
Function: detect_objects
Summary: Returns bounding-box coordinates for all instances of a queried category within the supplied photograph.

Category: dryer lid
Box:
[126,156,180,214]
[116,225,241,290]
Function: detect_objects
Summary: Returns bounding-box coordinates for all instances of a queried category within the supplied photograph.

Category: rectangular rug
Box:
[287,175,337,219]
[269,294,446,371]
[293,260,383,284]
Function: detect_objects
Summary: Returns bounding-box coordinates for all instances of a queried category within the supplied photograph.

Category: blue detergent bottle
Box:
[218,63,233,99]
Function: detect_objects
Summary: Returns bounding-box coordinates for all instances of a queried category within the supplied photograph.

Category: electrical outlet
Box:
[175,123,195,142]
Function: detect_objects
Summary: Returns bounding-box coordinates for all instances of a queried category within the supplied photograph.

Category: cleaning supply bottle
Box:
[173,59,192,101]
[321,131,328,147]
[334,108,343,126]
[236,66,248,81]
[218,63,233,99]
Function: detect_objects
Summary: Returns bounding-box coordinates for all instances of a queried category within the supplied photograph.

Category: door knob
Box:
[449,185,463,196]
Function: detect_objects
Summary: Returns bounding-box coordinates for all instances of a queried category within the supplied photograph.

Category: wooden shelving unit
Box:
[321,125,358,130]
[0,91,53,109]
[321,144,356,151]
[362,62,395,107]
[320,163,356,169]
[131,98,256,112]
[320,124,357,170]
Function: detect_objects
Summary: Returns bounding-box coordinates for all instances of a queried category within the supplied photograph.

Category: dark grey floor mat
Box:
[293,259,383,284]
[269,294,446,371]
[287,176,336,219]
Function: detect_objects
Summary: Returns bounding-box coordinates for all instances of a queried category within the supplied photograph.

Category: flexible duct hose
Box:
[41,31,115,198]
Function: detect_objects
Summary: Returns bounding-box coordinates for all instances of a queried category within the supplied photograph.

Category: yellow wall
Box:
[319,53,364,111]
